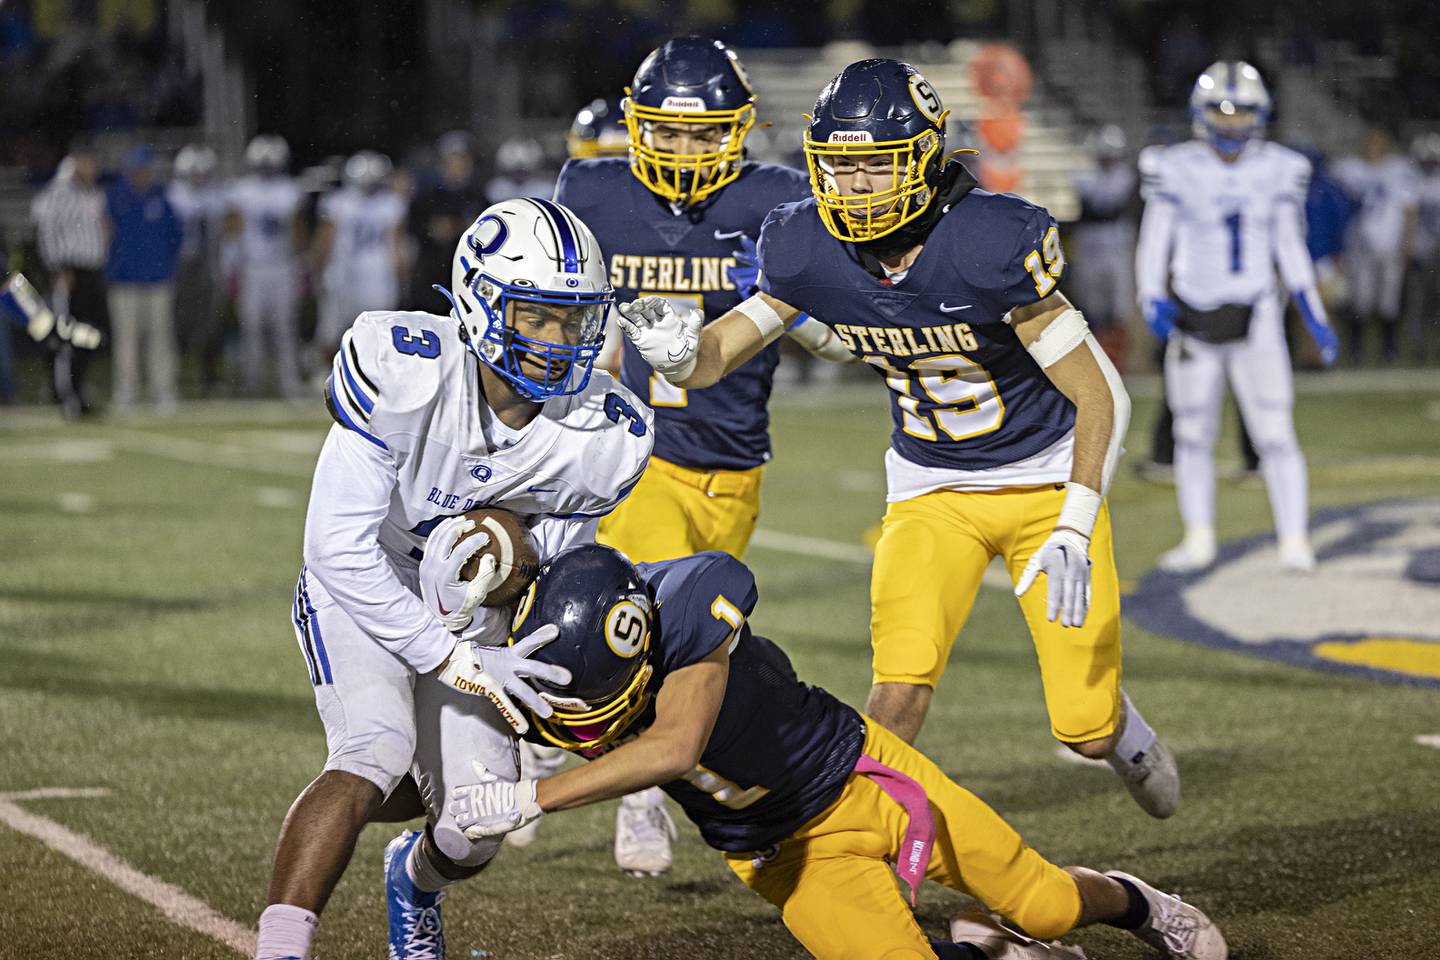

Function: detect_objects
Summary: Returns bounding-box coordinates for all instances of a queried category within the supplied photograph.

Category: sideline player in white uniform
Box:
[1406,133,1440,361]
[254,199,654,960]
[226,134,306,398]
[1333,126,1418,364]
[1070,125,1137,358]
[312,150,407,366]
[1136,61,1339,574]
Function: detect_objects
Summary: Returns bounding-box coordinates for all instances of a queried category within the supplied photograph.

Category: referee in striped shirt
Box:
[32,144,110,416]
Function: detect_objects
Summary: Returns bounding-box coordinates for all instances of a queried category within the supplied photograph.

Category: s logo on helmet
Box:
[909,76,943,123]
[466,214,509,259]
[605,599,649,658]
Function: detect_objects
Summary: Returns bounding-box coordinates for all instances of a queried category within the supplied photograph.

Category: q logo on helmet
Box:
[605,600,649,658]
[467,214,508,260]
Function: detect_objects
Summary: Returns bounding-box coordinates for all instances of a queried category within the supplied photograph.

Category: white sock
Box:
[1173,440,1216,532]
[1106,691,1159,769]
[255,903,318,960]
[405,832,453,894]
[620,786,665,810]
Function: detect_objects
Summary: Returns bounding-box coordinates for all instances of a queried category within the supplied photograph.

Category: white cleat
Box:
[1277,537,1316,573]
[614,791,677,877]
[1105,871,1227,960]
[949,912,1088,958]
[1108,739,1181,819]
[1157,539,1217,574]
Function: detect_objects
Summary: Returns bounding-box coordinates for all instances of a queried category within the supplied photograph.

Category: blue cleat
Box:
[384,830,445,960]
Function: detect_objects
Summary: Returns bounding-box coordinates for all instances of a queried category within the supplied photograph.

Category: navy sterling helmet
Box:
[567,97,629,159]
[508,544,654,751]
[804,59,949,243]
[624,35,757,206]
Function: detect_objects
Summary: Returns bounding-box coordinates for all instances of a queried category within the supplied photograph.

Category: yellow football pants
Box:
[598,455,763,562]
[869,484,1123,743]
[725,719,1082,959]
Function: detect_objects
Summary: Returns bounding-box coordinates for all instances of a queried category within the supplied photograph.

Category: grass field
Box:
[2,372,1438,960]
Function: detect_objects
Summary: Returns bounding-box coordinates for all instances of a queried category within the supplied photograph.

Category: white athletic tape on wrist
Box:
[1057,482,1102,540]
[734,295,785,343]
[787,315,854,363]
[1025,308,1090,368]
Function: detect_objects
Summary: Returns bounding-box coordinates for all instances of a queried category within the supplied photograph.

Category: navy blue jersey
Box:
[758,190,1077,471]
[607,552,864,851]
[556,158,811,471]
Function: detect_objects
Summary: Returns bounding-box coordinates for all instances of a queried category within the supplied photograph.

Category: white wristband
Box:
[734,295,785,343]
[1056,481,1102,540]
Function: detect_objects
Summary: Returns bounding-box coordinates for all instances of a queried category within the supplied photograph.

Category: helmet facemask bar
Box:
[464,264,612,401]
[625,98,756,206]
[531,661,655,750]
[804,127,944,243]
[1193,101,1268,156]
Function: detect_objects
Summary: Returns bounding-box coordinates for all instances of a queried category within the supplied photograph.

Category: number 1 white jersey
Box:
[307,309,654,671]
[1137,140,1311,309]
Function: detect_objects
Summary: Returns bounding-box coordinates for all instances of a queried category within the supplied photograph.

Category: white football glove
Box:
[616,295,702,382]
[420,515,503,632]
[449,760,543,840]
[1013,528,1093,628]
[433,625,571,735]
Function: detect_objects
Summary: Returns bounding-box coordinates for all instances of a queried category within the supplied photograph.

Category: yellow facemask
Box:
[624,94,756,206]
[803,115,947,243]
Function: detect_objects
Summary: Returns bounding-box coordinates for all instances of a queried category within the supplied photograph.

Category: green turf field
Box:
[2,373,1438,959]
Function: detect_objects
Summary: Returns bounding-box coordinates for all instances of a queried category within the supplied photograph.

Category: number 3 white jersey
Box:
[1136,140,1313,310]
[307,309,654,672]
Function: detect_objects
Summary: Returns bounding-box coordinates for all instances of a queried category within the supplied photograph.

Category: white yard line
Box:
[1414,734,1440,750]
[749,528,1010,589]
[0,787,253,956]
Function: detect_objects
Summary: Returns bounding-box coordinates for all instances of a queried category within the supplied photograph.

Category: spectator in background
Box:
[106,145,183,412]
[169,143,229,395]
[31,144,109,417]
[485,137,556,205]
[1405,132,1440,363]
[408,130,487,305]
[1334,126,1418,364]
[1070,125,1137,367]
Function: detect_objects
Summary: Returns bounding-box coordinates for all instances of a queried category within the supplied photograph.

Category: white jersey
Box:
[1410,171,1440,261]
[1333,154,1418,255]
[319,186,406,290]
[226,174,304,269]
[167,179,227,263]
[1137,140,1314,310]
[306,309,653,672]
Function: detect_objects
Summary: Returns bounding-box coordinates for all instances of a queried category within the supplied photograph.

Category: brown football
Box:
[454,507,541,607]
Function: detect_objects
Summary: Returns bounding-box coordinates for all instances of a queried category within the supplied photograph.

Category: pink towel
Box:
[853,754,935,905]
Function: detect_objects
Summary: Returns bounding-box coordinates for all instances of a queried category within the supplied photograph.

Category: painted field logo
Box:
[1126,499,1440,689]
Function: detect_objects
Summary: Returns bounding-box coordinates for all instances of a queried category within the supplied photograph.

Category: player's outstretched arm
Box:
[537,644,729,811]
[1010,292,1131,628]
[448,646,728,841]
[617,292,802,389]
[1273,187,1339,366]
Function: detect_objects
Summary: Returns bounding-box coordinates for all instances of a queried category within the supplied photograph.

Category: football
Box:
[454,507,541,607]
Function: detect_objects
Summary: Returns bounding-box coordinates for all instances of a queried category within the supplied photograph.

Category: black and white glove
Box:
[616,295,702,382]
[449,760,543,840]
[419,515,501,633]
[433,625,571,734]
[1013,528,1093,628]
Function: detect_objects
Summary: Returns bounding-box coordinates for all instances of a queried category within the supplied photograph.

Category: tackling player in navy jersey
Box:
[433,545,1226,960]
[620,59,1181,818]
[547,36,853,875]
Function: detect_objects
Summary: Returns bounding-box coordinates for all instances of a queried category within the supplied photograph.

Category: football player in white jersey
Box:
[312,151,408,368]
[1333,126,1419,364]
[254,198,654,960]
[1406,132,1440,361]
[1136,61,1339,574]
[226,134,307,398]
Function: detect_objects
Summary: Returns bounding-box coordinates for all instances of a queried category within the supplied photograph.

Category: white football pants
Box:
[239,264,303,397]
[1164,295,1308,541]
[292,563,518,867]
